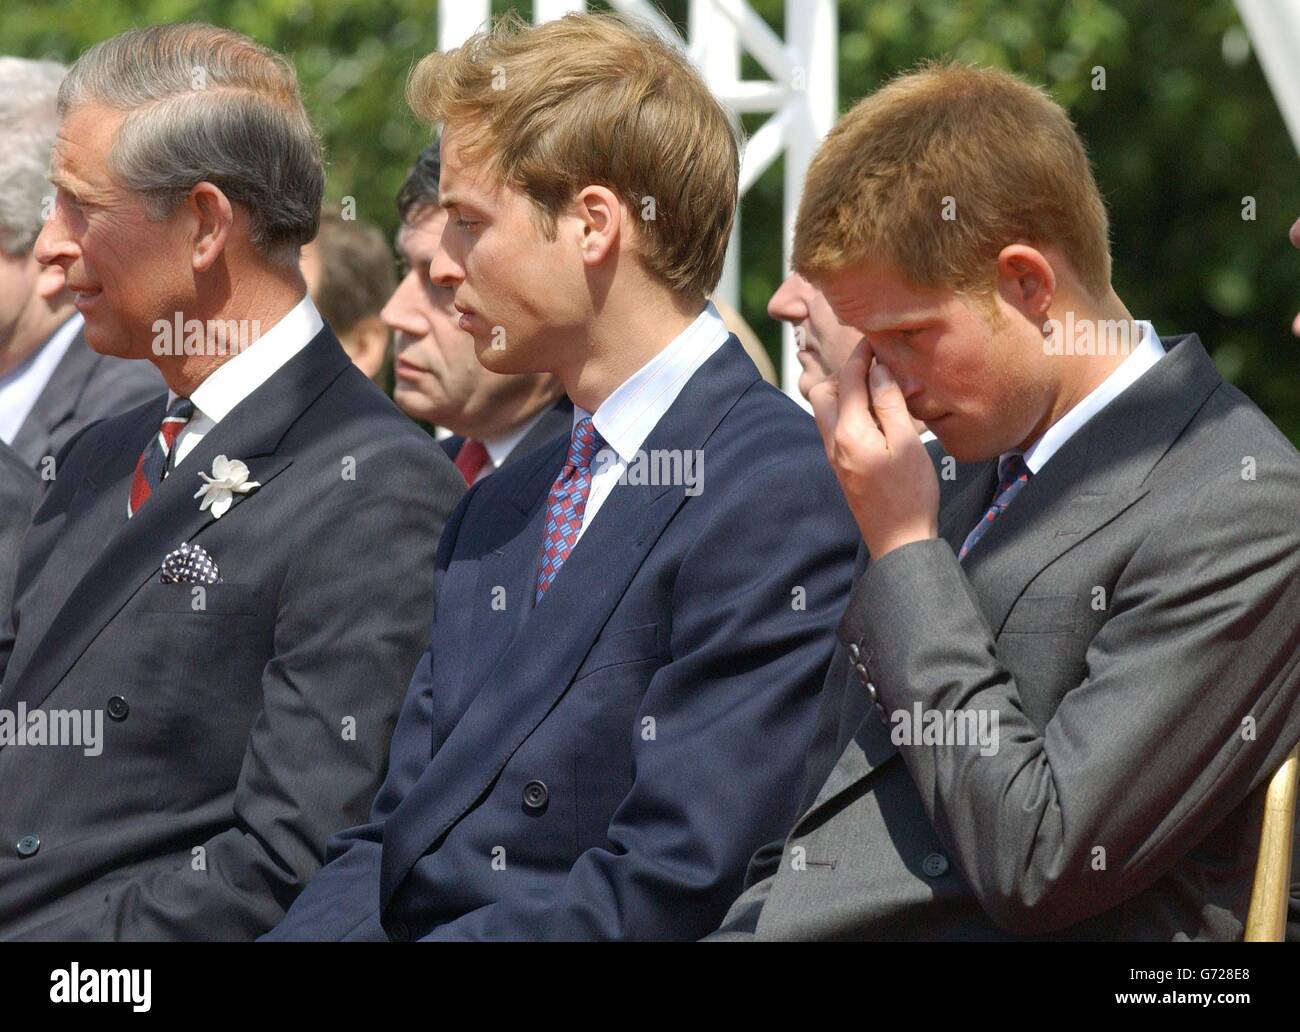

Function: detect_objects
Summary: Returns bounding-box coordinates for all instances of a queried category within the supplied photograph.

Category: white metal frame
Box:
[437,0,838,404]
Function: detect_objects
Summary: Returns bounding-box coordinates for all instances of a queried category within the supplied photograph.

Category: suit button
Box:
[106,696,129,721]
[387,919,410,942]
[523,780,549,811]
[16,835,39,858]
[922,852,949,878]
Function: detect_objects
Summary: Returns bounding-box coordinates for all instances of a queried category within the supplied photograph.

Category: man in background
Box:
[300,207,393,382]
[768,271,865,400]
[0,441,36,631]
[383,142,570,483]
[0,56,161,472]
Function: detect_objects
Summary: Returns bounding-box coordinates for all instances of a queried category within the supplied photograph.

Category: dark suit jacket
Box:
[0,442,38,633]
[438,397,573,472]
[713,333,1300,941]
[265,336,861,940]
[9,321,163,470]
[0,324,464,940]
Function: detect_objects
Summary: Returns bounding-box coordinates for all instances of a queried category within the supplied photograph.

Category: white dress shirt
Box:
[997,319,1165,481]
[170,294,323,470]
[0,312,83,445]
[571,301,731,542]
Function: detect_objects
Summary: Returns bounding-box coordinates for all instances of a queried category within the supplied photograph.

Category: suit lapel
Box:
[9,325,97,466]
[3,327,350,714]
[381,337,758,905]
[959,334,1220,635]
[446,437,566,703]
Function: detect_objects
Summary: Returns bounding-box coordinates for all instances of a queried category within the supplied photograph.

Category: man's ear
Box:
[186,181,235,273]
[573,185,622,268]
[994,244,1056,324]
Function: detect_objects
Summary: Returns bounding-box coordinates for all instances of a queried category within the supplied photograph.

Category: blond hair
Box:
[794,60,1111,301]
[406,11,739,300]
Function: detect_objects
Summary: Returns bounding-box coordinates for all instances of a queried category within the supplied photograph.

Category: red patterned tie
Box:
[535,417,605,603]
[453,438,491,485]
[128,397,195,517]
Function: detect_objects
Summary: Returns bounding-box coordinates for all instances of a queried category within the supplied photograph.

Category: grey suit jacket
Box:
[0,442,37,634]
[8,322,163,470]
[0,324,465,940]
[713,333,1300,941]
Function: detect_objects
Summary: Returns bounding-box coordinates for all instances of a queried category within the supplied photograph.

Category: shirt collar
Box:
[572,301,730,462]
[0,311,83,390]
[482,405,553,469]
[169,293,324,420]
[1006,319,1165,479]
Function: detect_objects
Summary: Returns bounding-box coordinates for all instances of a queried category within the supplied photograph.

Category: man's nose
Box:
[380,274,429,337]
[767,276,807,323]
[33,207,76,269]
[429,230,464,290]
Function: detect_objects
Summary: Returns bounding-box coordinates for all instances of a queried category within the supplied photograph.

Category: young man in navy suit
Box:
[266,11,860,941]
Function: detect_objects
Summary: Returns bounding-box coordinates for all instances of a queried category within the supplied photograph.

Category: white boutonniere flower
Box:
[194,455,261,519]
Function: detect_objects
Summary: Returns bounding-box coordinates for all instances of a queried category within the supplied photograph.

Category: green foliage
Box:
[4,0,1297,439]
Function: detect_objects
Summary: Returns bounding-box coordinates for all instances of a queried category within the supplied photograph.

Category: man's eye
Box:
[456,218,477,232]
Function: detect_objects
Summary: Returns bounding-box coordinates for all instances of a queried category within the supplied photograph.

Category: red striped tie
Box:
[128,397,195,517]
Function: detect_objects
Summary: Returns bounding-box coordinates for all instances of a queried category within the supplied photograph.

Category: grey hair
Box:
[0,57,67,256]
[58,23,324,267]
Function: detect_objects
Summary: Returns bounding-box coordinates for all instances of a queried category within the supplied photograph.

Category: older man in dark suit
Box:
[0,23,463,941]
[0,57,161,472]
[712,61,1300,941]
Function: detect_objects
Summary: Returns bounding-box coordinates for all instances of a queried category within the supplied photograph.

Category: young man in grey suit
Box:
[0,57,162,471]
[0,24,463,940]
[713,61,1300,941]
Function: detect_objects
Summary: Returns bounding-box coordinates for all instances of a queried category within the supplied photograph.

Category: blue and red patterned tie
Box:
[128,397,195,518]
[957,453,1032,561]
[535,417,605,603]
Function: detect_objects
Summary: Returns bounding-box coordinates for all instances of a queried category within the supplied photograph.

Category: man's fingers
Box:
[808,377,841,457]
[835,338,884,451]
[868,361,920,450]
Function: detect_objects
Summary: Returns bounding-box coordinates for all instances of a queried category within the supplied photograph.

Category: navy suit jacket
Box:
[266,336,860,940]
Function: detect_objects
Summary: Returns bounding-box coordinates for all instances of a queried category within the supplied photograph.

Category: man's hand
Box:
[808,339,939,559]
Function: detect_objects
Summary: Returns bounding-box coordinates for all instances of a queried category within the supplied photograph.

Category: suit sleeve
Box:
[840,461,1300,935]
[420,450,860,940]
[263,483,479,941]
[35,435,465,941]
